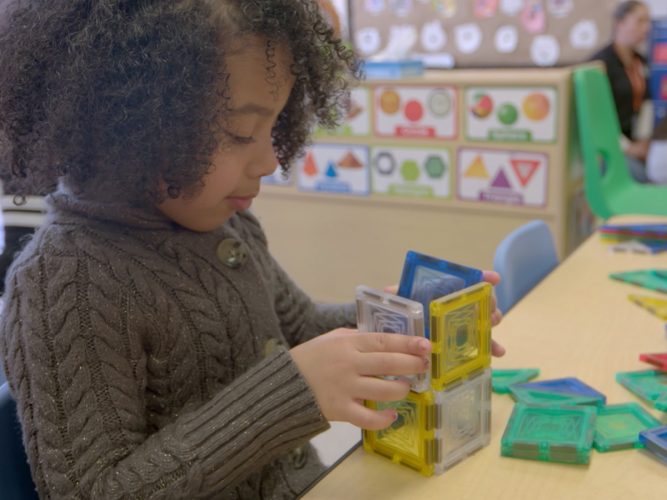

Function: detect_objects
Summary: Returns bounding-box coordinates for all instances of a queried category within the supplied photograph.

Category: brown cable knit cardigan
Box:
[0,190,355,499]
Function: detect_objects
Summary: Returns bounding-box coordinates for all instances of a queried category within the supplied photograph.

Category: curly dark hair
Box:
[0,0,360,203]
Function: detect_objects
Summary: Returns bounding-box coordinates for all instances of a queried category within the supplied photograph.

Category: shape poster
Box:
[371,146,452,199]
[458,148,548,207]
[465,86,558,143]
[316,87,372,138]
[297,144,370,195]
[374,85,458,140]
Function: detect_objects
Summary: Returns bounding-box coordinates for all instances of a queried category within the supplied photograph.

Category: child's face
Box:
[157,37,294,231]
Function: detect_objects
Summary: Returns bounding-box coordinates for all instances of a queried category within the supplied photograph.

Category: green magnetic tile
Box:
[593,403,662,452]
[501,404,596,464]
[609,270,667,294]
[491,369,540,394]
[616,370,667,412]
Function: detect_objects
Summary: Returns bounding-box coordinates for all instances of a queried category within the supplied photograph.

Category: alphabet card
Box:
[373,85,458,140]
[371,146,452,199]
[297,144,370,195]
[465,87,558,143]
[458,148,548,207]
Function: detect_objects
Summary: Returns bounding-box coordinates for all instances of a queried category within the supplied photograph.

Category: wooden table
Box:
[305,216,667,500]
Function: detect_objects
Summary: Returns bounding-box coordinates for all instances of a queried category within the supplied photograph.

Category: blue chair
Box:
[0,383,39,499]
[493,220,559,313]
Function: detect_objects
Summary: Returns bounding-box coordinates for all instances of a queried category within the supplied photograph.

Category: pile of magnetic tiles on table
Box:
[355,249,667,476]
[494,222,667,467]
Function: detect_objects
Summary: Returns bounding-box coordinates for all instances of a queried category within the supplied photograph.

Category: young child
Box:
[0,1,504,498]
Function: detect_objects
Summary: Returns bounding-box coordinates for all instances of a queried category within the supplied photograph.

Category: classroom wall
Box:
[645,0,667,18]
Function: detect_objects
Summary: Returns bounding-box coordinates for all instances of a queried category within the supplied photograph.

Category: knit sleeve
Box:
[234,212,357,346]
[0,250,329,499]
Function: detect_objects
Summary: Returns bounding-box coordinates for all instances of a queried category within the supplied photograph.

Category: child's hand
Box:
[290,329,431,430]
[482,270,506,357]
[383,269,506,357]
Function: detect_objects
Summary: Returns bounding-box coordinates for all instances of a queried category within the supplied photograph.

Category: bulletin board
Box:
[351,0,615,68]
[254,66,597,303]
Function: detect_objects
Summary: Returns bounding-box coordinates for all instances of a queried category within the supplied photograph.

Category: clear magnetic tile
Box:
[363,390,439,476]
[436,369,491,473]
[514,377,606,405]
[639,425,667,464]
[356,285,429,392]
[593,403,662,452]
[398,251,483,338]
[501,404,597,464]
[491,368,540,394]
[429,283,492,391]
[508,386,604,407]
[616,370,667,412]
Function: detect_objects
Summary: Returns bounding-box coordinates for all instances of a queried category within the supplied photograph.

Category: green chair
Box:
[573,66,667,219]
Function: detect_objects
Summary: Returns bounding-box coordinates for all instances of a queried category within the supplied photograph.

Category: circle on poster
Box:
[364,0,387,14]
[570,20,598,50]
[522,93,550,121]
[379,90,401,114]
[497,103,519,125]
[455,23,482,54]
[428,90,452,117]
[374,152,397,176]
[530,35,560,67]
[495,25,518,53]
[470,93,494,119]
[421,20,447,52]
[400,160,421,181]
[356,27,382,55]
[546,0,573,17]
[404,100,424,122]
[425,155,447,179]
[389,0,413,17]
[500,0,524,16]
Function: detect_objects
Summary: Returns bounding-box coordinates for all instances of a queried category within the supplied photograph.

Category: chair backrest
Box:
[0,383,39,500]
[573,65,635,219]
[493,220,559,313]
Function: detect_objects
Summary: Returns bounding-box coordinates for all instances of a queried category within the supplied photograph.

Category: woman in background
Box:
[592,0,652,183]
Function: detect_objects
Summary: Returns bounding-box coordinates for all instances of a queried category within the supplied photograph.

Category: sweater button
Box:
[217,239,247,269]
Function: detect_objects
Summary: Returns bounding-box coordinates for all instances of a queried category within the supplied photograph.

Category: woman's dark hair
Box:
[0,0,360,203]
[613,0,646,22]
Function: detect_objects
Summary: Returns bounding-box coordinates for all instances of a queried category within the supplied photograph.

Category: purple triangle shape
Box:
[491,168,511,189]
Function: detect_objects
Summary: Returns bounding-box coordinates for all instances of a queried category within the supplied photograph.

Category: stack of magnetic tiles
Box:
[356,251,492,476]
[600,223,667,254]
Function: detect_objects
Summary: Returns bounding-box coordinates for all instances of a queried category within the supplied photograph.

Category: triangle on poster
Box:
[338,151,364,169]
[325,161,338,178]
[511,158,540,187]
[303,152,318,177]
[491,168,512,189]
[464,155,490,178]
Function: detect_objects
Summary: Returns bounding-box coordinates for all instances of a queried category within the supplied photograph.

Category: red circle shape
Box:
[404,100,424,122]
